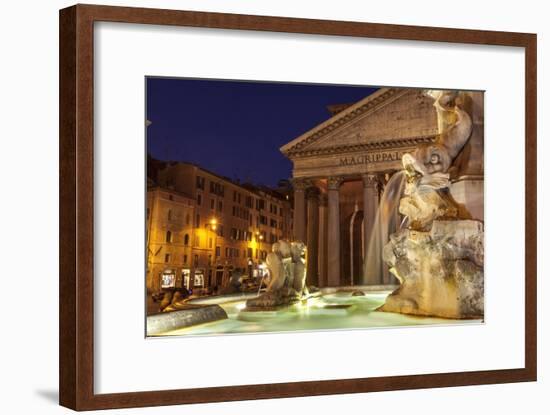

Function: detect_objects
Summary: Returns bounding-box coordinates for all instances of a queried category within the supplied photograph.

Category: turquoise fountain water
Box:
[160,290,480,337]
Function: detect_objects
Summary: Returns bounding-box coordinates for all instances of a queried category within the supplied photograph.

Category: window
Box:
[165,230,172,243]
[195,214,200,228]
[216,246,221,257]
[196,176,205,190]
[270,218,277,228]
[167,209,172,221]
[164,253,171,263]
[168,194,174,201]
[184,234,189,245]
[256,199,265,211]
[197,193,202,206]
[161,271,175,288]
[247,248,253,258]
[209,181,225,196]
[208,254,212,265]
[210,198,215,209]
[183,254,188,264]
[209,237,213,249]
[217,200,223,212]
[193,254,199,267]
[194,270,204,286]
[225,247,230,257]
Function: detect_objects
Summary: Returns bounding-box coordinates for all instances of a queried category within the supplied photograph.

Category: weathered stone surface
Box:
[399,182,461,231]
[245,240,308,311]
[380,219,484,319]
[245,287,301,311]
[147,304,228,335]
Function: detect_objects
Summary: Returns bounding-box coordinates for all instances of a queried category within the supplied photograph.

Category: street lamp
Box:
[256,231,264,261]
[209,217,217,231]
[208,217,218,291]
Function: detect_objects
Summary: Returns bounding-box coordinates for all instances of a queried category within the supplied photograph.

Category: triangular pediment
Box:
[280,88,439,158]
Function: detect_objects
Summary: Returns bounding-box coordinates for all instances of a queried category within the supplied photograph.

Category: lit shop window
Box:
[161,270,175,289]
[194,271,204,287]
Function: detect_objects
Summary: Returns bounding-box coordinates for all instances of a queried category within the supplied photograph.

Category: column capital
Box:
[291,178,311,191]
[361,173,379,189]
[327,176,344,190]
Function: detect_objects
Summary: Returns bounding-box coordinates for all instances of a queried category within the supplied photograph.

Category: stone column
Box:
[327,177,343,286]
[292,179,308,242]
[306,187,320,287]
[317,194,328,287]
[363,174,381,285]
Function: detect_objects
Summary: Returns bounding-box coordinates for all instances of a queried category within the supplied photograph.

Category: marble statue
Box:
[412,90,473,176]
[379,90,484,319]
[290,241,308,297]
[245,240,308,310]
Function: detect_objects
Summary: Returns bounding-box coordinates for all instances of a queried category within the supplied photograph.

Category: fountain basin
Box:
[148,286,482,337]
[147,304,227,336]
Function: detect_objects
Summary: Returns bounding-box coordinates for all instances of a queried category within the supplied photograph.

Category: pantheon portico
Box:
[280,87,484,287]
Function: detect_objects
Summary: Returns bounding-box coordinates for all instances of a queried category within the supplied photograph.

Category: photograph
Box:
[145,78,485,337]
[1,0,543,413]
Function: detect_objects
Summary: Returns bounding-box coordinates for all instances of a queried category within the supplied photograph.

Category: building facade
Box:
[146,186,196,293]
[281,88,484,288]
[147,162,293,293]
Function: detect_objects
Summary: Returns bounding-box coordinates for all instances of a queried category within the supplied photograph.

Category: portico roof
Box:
[280,87,439,160]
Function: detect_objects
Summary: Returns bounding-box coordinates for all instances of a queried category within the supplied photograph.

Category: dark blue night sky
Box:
[146,78,377,187]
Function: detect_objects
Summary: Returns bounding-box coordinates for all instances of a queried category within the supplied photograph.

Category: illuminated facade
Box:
[146,187,195,293]
[147,162,293,293]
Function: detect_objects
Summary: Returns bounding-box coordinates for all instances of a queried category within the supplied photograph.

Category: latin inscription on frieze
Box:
[339,150,404,167]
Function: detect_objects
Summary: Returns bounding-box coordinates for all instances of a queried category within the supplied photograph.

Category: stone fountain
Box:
[379,91,484,319]
[245,240,310,310]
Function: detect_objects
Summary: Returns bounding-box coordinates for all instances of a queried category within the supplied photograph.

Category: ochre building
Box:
[147,162,293,293]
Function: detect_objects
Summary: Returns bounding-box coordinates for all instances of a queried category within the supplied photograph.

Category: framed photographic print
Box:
[59,4,537,410]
